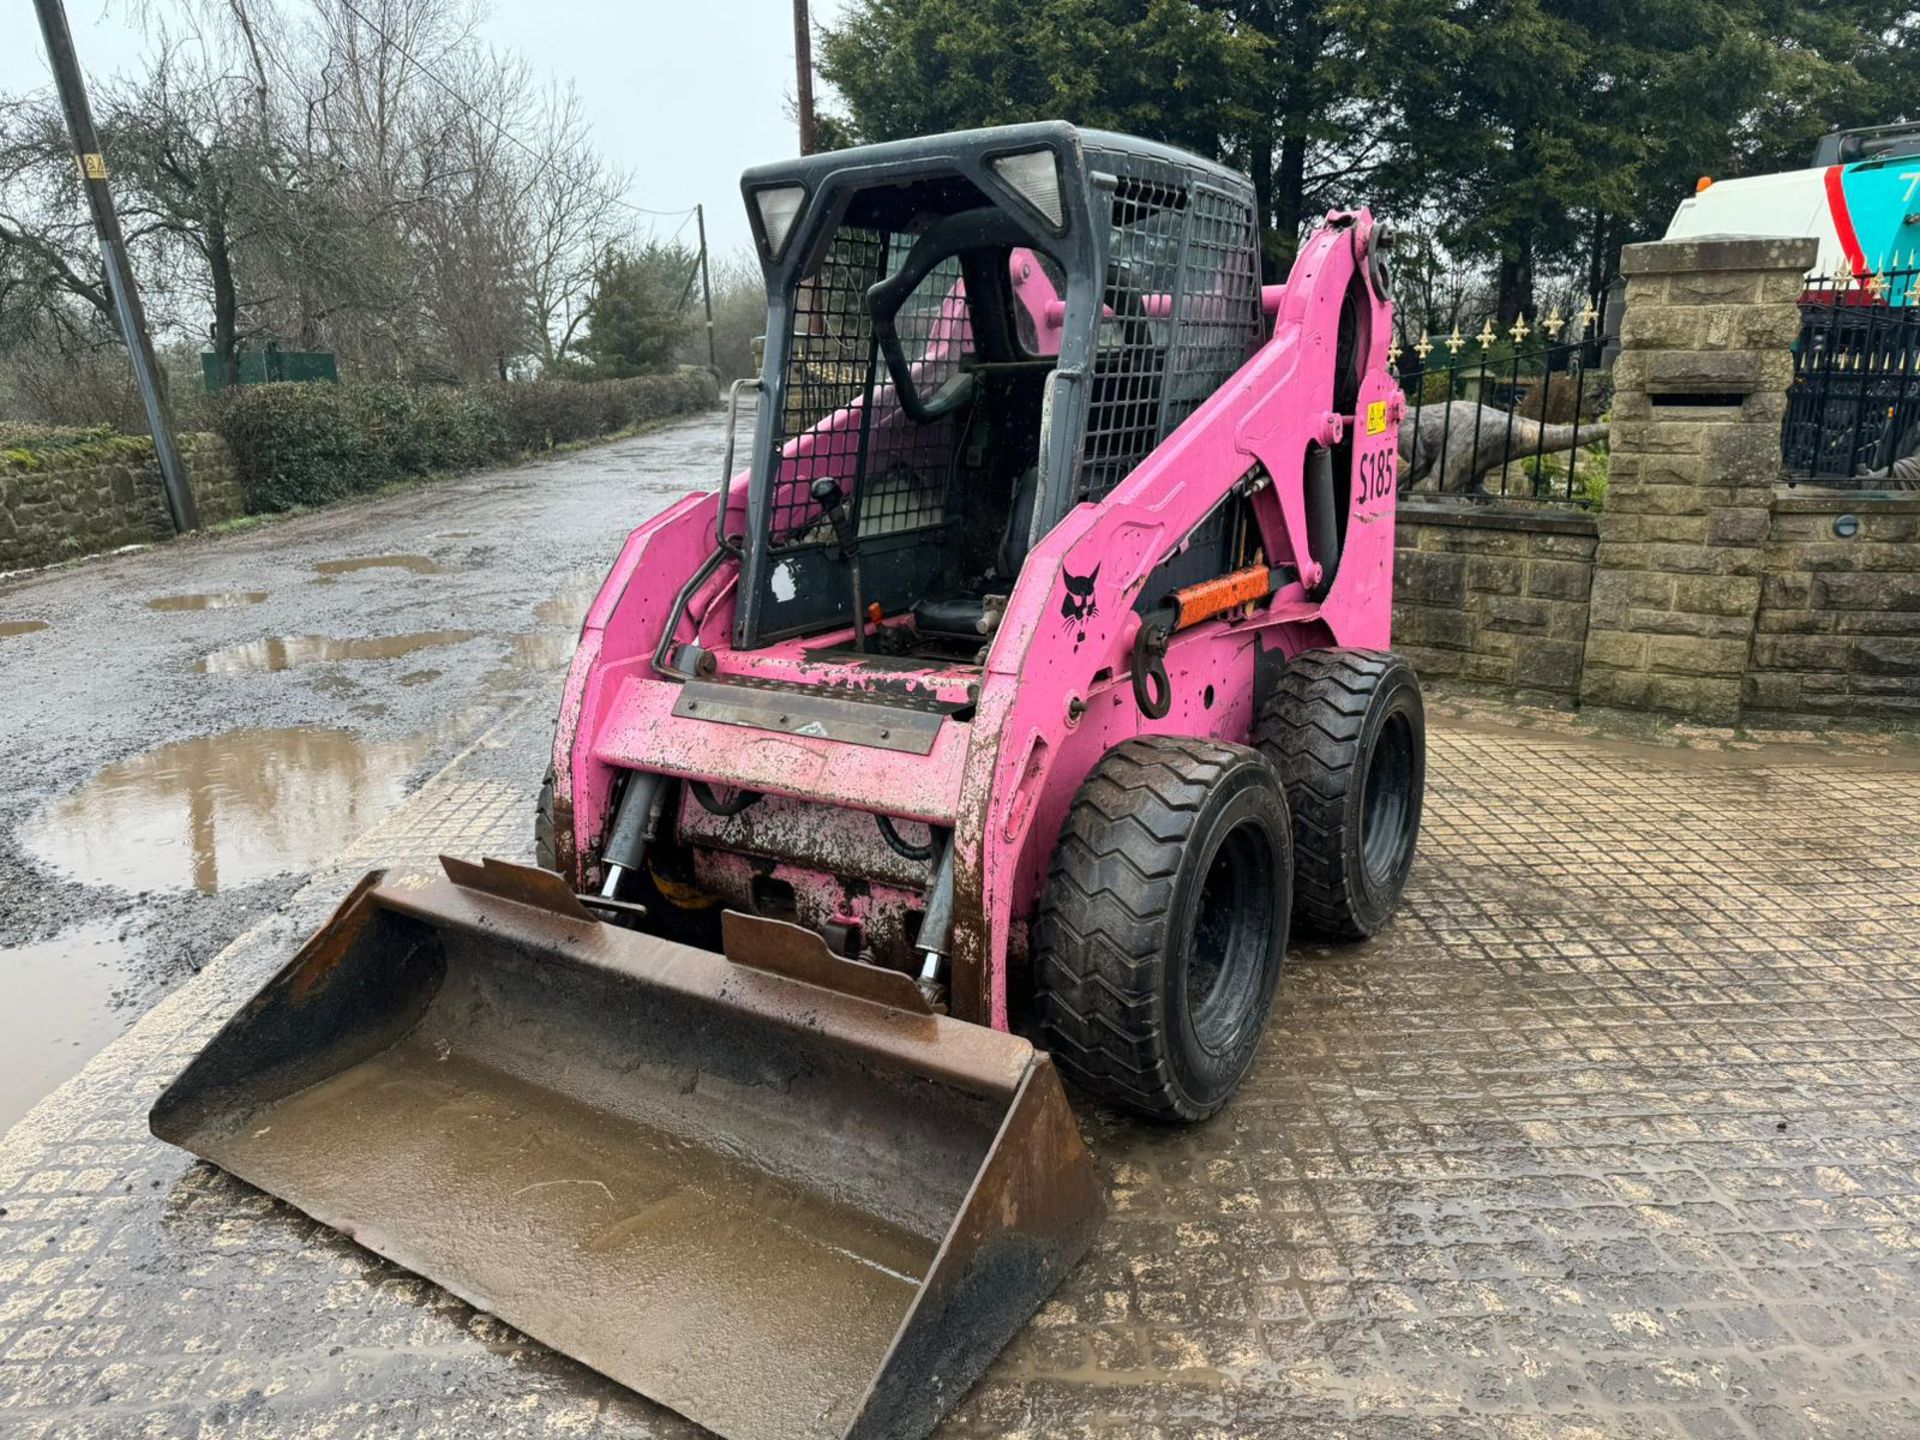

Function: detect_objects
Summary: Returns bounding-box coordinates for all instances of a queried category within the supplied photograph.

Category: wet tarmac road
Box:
[0,410,725,1130]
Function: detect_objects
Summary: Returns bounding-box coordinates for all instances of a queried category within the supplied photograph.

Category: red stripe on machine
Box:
[1825,165,1868,278]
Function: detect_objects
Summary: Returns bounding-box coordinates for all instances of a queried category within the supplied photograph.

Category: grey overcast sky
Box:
[1,0,849,259]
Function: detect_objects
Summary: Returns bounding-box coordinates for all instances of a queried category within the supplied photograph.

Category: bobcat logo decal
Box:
[1060,563,1100,642]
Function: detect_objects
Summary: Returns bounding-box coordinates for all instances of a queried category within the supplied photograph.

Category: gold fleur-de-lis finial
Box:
[1446,326,1465,355]
[1414,334,1434,360]
[1543,308,1565,339]
[1868,268,1889,299]
[1387,339,1403,365]
[1476,319,1497,348]
[1579,299,1599,329]
[1510,314,1531,345]
[1831,256,1854,285]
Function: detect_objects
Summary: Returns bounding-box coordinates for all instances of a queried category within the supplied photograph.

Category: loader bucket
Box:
[150,857,1102,1440]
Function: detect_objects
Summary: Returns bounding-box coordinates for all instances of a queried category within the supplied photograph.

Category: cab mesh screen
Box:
[1081,173,1262,500]
[769,231,968,552]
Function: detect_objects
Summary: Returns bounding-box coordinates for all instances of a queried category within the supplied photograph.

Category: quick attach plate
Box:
[672,677,948,755]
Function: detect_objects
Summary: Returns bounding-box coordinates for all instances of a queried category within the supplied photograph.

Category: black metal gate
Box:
[1391,302,1614,505]
[1783,263,1920,485]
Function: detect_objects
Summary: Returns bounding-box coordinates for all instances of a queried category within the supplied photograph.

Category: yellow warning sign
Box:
[1366,399,1388,435]
[78,153,108,181]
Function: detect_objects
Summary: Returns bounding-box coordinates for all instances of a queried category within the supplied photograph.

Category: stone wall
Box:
[0,434,241,573]
[1390,232,1920,729]
[1577,235,1815,724]
[1393,501,1597,702]
[1748,494,1920,723]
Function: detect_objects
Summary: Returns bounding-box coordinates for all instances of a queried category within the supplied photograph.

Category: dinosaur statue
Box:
[1859,422,1920,488]
[1875,454,1920,486]
[1398,400,1608,495]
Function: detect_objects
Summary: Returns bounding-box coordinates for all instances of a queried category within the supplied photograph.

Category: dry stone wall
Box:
[1,435,243,573]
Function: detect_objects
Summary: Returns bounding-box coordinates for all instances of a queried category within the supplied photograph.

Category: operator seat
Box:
[912,464,1040,638]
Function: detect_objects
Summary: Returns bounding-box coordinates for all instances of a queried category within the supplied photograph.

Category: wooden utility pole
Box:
[792,0,817,155]
[31,0,199,534]
[695,203,717,375]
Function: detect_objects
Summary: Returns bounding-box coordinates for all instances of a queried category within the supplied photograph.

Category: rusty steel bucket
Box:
[151,857,1102,1440]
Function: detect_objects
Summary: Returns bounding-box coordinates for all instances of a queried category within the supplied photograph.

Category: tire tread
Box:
[1034,735,1274,1121]
[1254,649,1419,940]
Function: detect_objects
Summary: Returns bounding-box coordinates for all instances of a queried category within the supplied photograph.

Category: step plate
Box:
[672,678,947,755]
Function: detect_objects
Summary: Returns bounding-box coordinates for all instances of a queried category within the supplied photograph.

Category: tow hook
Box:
[1132,614,1173,719]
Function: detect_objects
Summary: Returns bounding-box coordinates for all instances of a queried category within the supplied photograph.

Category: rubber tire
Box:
[1255,649,1424,941]
[534,766,559,871]
[1033,736,1293,1123]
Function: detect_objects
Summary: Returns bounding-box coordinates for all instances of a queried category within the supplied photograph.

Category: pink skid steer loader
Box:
[152,122,1425,1440]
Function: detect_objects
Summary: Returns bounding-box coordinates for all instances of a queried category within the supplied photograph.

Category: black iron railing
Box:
[1783,264,1920,486]
[1391,306,1614,506]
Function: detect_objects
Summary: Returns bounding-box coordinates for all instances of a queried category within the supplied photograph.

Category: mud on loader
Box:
[152,123,1425,1440]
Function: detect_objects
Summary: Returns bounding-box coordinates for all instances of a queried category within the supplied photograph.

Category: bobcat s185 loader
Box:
[153,122,1425,1440]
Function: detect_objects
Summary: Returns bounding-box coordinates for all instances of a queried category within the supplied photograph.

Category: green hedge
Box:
[216,370,717,513]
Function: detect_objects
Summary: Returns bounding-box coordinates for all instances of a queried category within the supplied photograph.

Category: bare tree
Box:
[1,0,636,412]
[520,83,626,366]
[678,249,767,380]
[1389,210,1486,351]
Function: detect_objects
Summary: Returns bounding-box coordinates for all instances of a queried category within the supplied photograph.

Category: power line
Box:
[331,0,697,224]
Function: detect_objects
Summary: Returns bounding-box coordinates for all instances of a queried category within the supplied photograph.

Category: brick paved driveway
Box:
[4,707,1920,1439]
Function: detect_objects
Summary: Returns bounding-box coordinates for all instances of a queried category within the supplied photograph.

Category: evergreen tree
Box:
[820,0,1919,299]
[577,243,696,377]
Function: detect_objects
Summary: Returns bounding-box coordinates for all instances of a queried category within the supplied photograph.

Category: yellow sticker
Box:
[1366,400,1388,435]
[78,153,108,181]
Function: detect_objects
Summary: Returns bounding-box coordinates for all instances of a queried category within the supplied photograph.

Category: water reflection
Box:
[505,631,578,671]
[22,719,481,894]
[196,630,478,674]
[314,555,442,579]
[148,592,268,611]
[533,572,607,628]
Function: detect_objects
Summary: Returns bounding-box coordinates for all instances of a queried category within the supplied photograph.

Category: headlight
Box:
[991,150,1064,230]
[754,185,807,260]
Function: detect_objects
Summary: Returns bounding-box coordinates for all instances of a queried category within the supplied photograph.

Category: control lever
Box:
[810,477,869,652]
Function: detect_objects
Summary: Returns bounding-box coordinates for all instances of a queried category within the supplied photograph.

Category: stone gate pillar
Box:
[1578,235,1815,723]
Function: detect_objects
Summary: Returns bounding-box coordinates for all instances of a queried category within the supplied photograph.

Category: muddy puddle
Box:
[533,572,607,628]
[0,919,139,1131]
[481,573,605,684]
[0,620,49,638]
[196,630,479,674]
[148,591,268,611]
[506,630,579,670]
[314,555,442,579]
[22,717,483,894]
